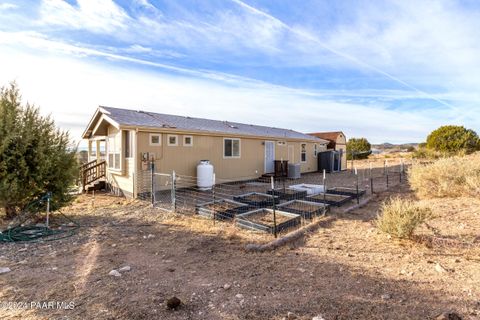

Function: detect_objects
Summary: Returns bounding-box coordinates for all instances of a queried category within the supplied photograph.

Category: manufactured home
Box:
[82,106,329,198]
[308,131,347,172]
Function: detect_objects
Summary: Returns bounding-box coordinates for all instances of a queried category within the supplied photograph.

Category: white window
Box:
[124,130,133,158]
[108,132,121,170]
[167,135,178,146]
[301,144,307,162]
[149,133,161,146]
[224,138,240,158]
[183,135,193,146]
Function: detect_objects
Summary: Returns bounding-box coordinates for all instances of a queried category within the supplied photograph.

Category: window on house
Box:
[108,132,121,170]
[149,133,161,146]
[301,144,307,162]
[167,135,178,146]
[183,135,193,146]
[124,130,133,158]
[224,138,240,158]
[314,144,318,157]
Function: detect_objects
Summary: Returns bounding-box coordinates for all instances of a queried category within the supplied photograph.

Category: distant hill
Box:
[372,143,419,151]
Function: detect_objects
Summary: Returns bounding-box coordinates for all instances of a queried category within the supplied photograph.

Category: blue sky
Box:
[0,0,479,144]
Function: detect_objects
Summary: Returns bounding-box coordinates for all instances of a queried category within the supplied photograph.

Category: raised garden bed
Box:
[267,188,307,201]
[233,192,279,208]
[195,199,250,220]
[277,200,329,219]
[328,187,366,197]
[235,209,301,234]
[305,193,352,207]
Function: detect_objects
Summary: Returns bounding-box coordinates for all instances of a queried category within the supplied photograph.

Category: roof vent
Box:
[224,121,238,129]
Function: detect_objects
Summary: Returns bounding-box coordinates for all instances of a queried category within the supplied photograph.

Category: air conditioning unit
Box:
[288,163,301,179]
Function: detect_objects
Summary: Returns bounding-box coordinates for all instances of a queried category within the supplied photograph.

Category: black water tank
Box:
[318,151,333,172]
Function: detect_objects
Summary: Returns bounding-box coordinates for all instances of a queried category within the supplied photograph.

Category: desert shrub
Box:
[412,146,442,159]
[409,153,480,198]
[426,125,480,155]
[347,137,372,160]
[376,197,432,239]
[0,82,78,219]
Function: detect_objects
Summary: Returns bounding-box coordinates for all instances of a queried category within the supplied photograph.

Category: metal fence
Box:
[136,158,411,237]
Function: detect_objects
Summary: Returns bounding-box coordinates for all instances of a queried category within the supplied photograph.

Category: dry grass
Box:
[409,152,480,198]
[376,197,433,239]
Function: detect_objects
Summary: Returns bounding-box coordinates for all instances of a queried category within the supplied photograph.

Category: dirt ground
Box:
[1,160,479,320]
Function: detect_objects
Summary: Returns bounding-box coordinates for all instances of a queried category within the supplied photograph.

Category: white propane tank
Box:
[197,160,214,190]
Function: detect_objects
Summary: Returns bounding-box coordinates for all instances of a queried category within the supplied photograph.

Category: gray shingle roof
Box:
[101,106,326,142]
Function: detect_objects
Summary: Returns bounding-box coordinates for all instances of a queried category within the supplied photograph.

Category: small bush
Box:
[409,153,480,198]
[412,147,442,159]
[376,197,432,239]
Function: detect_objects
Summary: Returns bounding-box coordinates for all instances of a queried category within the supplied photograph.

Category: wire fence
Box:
[136,158,416,237]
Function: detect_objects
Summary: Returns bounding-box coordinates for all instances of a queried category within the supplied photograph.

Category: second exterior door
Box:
[264,141,275,173]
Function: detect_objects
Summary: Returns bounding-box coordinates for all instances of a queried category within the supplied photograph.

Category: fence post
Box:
[46,192,51,228]
[171,170,176,212]
[400,159,404,183]
[355,167,360,204]
[271,176,277,238]
[323,169,327,215]
[151,162,155,206]
[212,173,216,225]
[370,162,374,194]
[351,153,355,174]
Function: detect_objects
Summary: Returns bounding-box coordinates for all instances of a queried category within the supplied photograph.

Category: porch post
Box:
[88,140,93,162]
[95,140,101,162]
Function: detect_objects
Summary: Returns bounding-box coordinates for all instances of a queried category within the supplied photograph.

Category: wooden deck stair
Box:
[81,160,106,192]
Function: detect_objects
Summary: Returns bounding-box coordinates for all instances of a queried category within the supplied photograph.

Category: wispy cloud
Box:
[0,0,479,144]
[0,3,17,11]
[0,34,465,145]
[38,0,130,34]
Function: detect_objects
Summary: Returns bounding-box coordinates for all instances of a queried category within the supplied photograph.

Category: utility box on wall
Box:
[141,152,155,170]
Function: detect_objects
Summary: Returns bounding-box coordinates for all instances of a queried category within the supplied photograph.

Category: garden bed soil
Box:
[267,188,308,201]
[328,187,366,197]
[305,193,352,206]
[278,200,329,219]
[195,199,249,220]
[233,192,279,207]
[236,208,301,233]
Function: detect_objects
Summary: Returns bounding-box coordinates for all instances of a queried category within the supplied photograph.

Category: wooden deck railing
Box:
[81,160,106,191]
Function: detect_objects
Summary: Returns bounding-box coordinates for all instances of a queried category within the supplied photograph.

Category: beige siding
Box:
[336,133,347,171]
[106,158,135,197]
[101,123,324,197]
[105,126,136,198]
[136,131,322,181]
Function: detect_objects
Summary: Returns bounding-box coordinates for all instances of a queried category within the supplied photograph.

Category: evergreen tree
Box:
[426,125,479,155]
[0,82,78,219]
[347,137,372,160]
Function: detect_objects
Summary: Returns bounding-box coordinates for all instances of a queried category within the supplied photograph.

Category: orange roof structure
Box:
[308,131,345,149]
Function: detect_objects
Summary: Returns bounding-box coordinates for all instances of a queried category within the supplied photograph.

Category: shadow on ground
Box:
[0,198,474,320]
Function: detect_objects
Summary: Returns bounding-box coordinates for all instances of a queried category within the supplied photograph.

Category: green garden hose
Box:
[0,193,79,243]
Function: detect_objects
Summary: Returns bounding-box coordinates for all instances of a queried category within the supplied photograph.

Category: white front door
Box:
[288,145,294,163]
[264,141,275,173]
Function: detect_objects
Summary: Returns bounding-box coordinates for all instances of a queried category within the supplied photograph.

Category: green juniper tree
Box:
[0,82,78,219]
[426,125,480,155]
[347,137,372,160]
